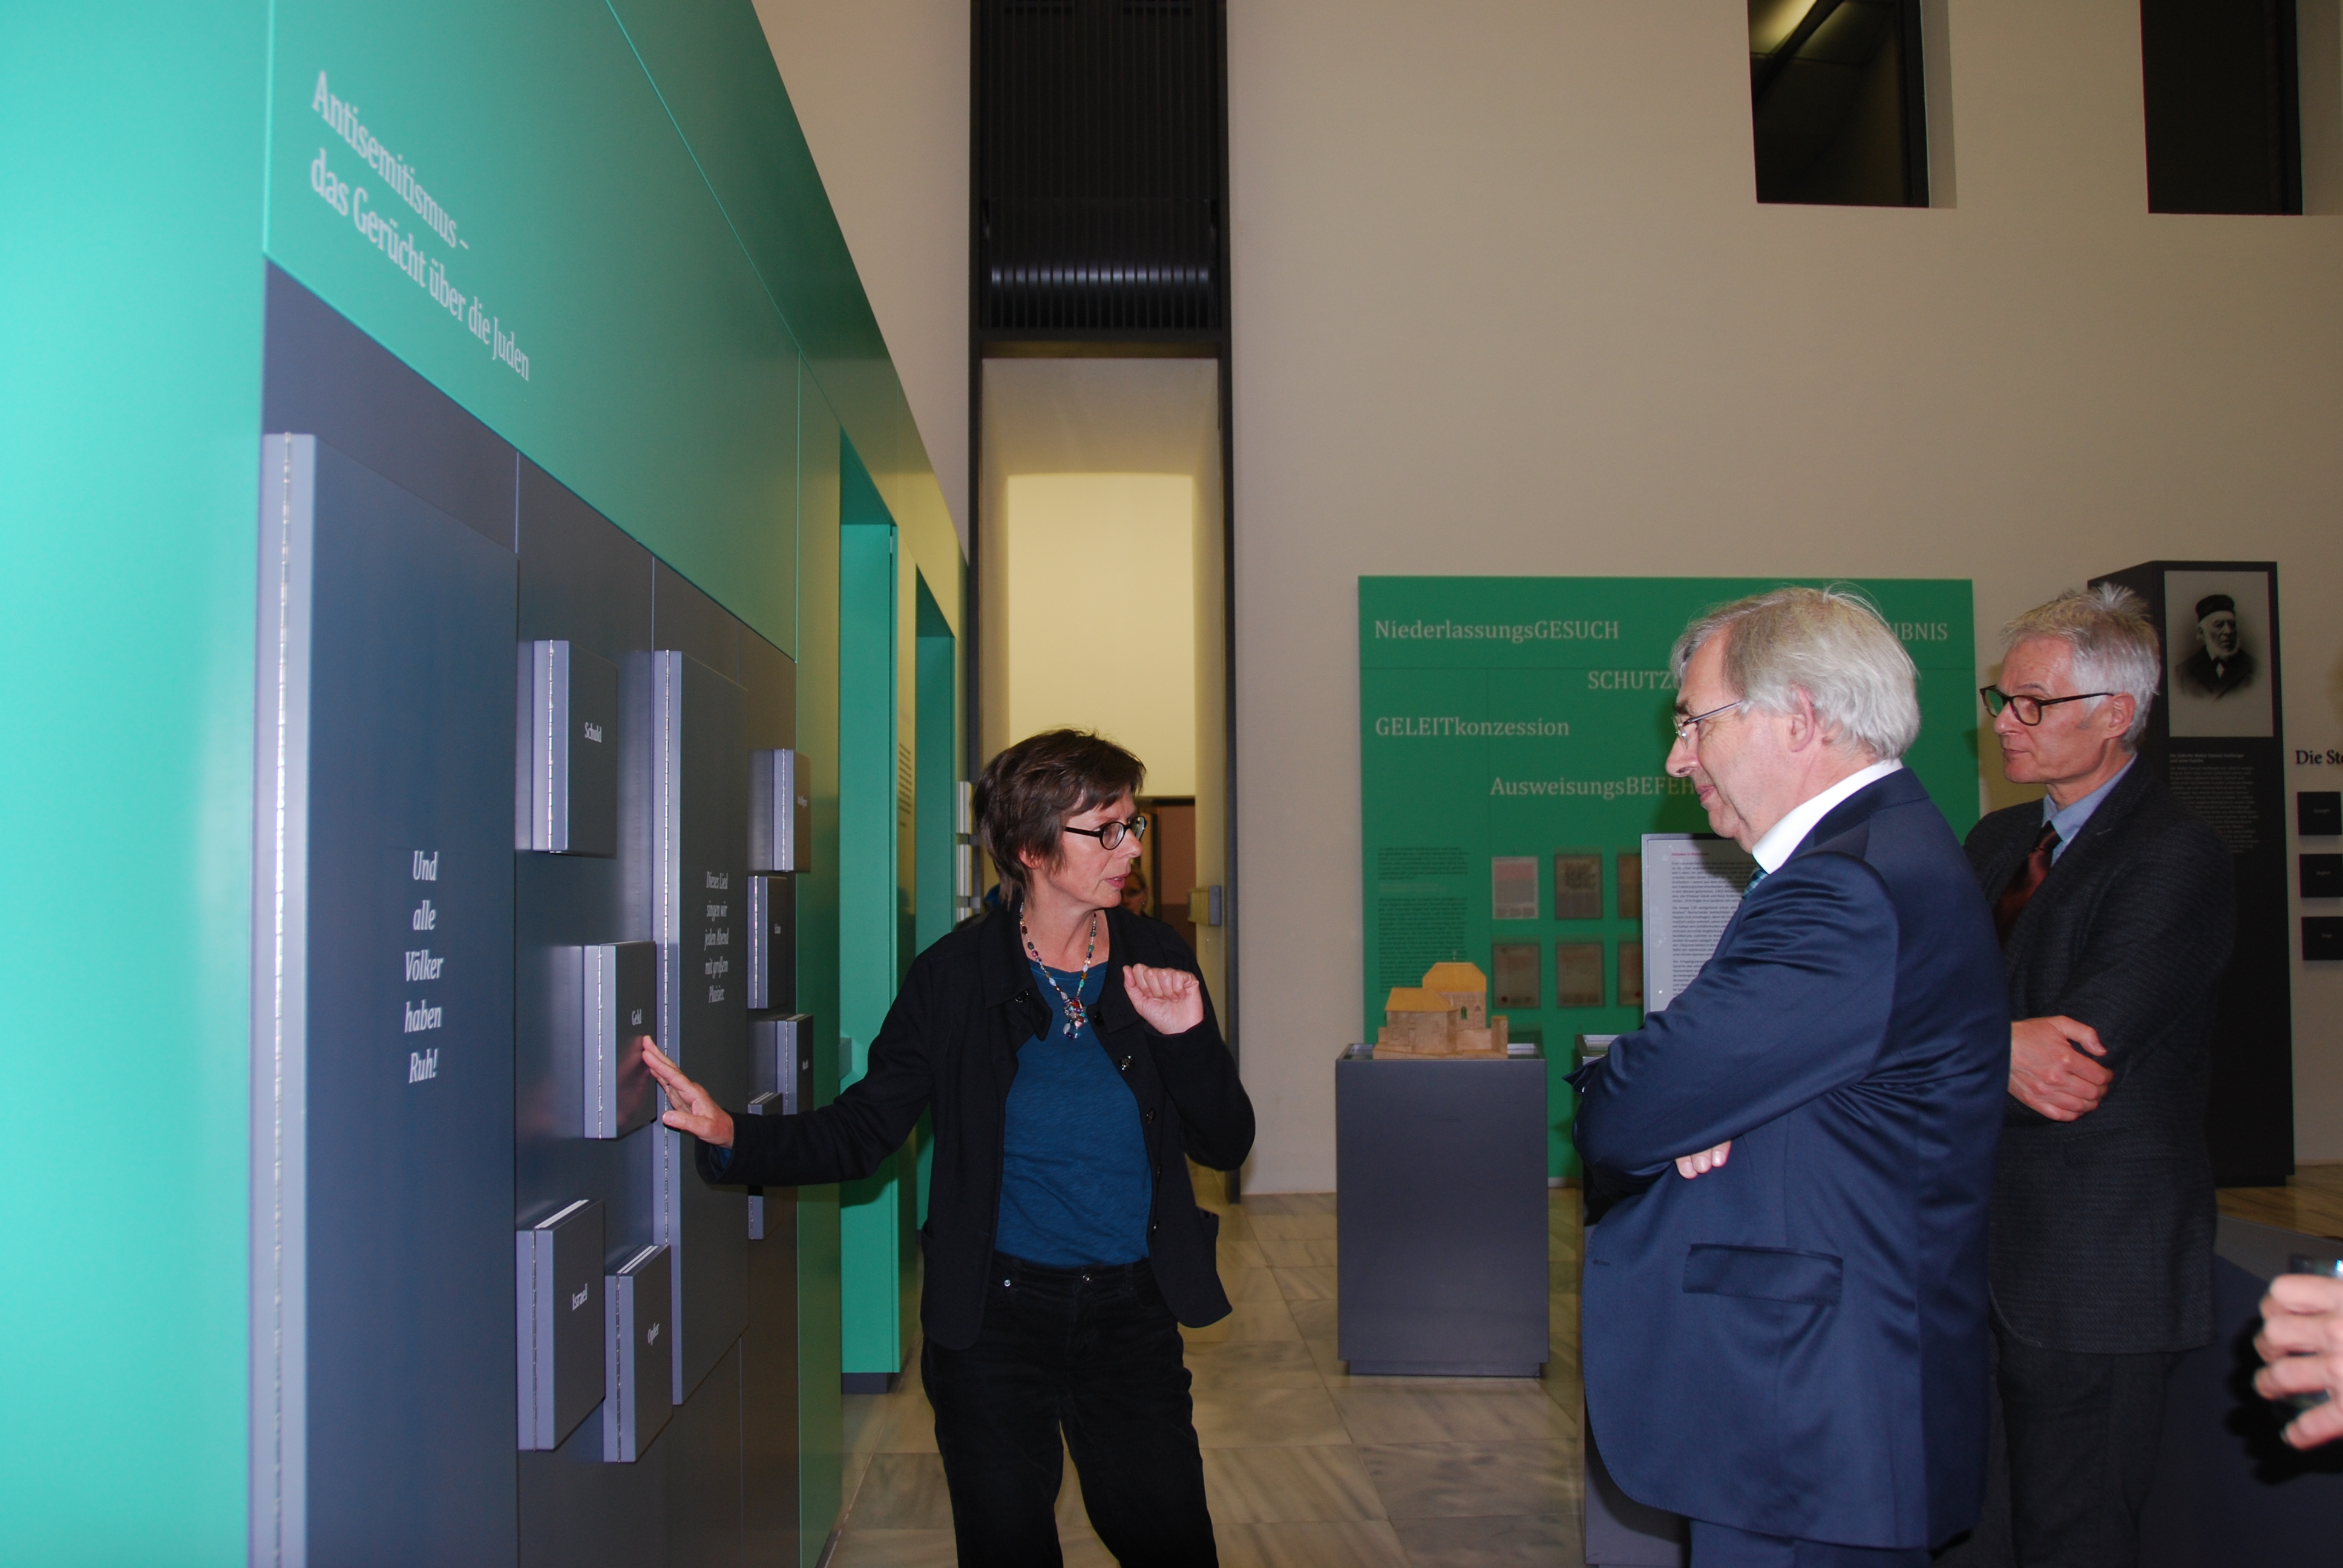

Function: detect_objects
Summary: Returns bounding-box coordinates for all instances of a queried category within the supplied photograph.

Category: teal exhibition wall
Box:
[2,2,962,1561]
[839,480,918,1384]
[2,4,274,1560]
[793,396,850,1568]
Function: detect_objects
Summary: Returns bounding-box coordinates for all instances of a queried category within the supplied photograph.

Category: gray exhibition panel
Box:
[651,650,753,1400]
[254,264,801,1568]
[1335,1048,1549,1377]
[255,433,522,1564]
[519,1199,608,1454]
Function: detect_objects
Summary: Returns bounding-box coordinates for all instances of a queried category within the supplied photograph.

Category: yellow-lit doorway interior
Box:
[1004,472,1196,791]
[980,358,1227,1024]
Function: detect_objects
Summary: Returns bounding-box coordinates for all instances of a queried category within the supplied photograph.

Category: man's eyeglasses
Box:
[1671,699,1745,744]
[1064,815,1149,851]
[1979,686,2114,726]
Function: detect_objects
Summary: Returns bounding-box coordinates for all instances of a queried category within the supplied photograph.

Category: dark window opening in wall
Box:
[2141,0,2302,214]
[975,0,1226,338]
[1749,0,1928,206]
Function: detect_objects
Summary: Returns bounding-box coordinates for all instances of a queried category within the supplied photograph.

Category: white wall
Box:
[1228,0,2343,1190]
[755,0,971,544]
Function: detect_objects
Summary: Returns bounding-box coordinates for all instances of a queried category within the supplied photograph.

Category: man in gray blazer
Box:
[1953,584,2232,1568]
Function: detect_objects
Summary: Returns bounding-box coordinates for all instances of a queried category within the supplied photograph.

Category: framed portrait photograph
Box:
[2163,568,2273,739]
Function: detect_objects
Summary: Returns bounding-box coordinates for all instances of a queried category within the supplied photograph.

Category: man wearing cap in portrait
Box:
[2175,593,2255,698]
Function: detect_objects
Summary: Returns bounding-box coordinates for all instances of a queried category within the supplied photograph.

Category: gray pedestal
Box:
[1335,1045,1550,1377]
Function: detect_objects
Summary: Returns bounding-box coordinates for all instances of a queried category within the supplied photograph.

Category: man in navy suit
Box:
[1576,587,2010,1567]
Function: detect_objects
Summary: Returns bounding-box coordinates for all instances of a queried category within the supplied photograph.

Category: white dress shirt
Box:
[1749,758,1904,874]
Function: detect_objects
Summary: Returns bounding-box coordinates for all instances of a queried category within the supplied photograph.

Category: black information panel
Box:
[2096,561,2292,1184]
[281,437,519,1562]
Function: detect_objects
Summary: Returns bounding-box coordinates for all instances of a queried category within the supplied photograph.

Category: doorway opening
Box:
[977,358,1230,1087]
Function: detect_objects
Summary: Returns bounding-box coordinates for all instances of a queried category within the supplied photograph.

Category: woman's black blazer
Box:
[700,904,1254,1350]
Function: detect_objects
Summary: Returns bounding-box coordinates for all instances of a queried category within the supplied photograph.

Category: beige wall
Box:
[755,0,971,545]
[758,0,2343,1190]
[1228,0,2343,1190]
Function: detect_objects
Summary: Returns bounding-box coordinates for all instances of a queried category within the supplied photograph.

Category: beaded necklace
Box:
[1021,910,1100,1036]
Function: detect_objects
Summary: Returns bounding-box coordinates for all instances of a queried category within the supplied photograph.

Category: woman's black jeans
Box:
[923,1252,1217,1566]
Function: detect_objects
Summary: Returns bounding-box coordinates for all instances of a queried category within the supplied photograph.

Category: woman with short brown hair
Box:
[647,728,1250,1567]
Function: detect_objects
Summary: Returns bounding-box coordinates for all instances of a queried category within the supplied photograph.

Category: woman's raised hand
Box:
[643,1040,735,1149]
[1124,963,1205,1036]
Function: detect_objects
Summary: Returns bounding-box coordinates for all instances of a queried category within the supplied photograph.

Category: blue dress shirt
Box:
[2043,757,2134,861]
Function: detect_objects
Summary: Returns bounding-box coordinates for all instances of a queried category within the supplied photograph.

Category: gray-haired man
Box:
[1576,587,2008,1566]
[1951,584,2232,1567]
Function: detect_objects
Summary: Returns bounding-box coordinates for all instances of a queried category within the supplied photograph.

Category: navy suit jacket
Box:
[1575,769,2009,1550]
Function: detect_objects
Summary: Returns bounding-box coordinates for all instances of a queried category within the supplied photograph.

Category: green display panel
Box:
[257,0,960,668]
[1358,577,1978,1178]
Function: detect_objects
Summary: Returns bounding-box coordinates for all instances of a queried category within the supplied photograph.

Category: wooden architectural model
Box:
[1375,961,1510,1057]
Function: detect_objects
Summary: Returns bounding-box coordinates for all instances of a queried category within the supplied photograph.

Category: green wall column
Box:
[1,6,269,1561]
[795,384,847,1566]
[838,443,912,1384]
[914,574,960,956]
[911,575,959,1224]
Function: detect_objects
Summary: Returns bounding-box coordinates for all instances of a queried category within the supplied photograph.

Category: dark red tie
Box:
[1994,822,2060,946]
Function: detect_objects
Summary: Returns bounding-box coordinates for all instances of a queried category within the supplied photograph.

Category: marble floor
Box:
[822,1163,2343,1565]
[2214,1161,2343,1240]
[830,1169,1586,1567]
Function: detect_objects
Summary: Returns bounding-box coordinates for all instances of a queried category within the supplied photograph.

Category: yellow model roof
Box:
[1384,987,1454,1013]
[1420,961,1486,993]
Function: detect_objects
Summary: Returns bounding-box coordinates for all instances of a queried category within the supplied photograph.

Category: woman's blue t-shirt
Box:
[992,961,1154,1267]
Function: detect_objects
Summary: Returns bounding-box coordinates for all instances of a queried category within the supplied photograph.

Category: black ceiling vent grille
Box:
[975,0,1227,338]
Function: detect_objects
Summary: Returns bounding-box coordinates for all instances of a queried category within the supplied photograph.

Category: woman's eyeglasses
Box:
[1064,815,1149,851]
[1979,686,2113,726]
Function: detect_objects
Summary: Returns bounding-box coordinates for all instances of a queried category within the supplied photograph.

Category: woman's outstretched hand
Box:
[1124,963,1205,1036]
[643,1040,735,1149]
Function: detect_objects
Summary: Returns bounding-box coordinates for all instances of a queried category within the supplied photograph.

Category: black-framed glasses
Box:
[1064,814,1149,850]
[1671,699,1745,744]
[1980,686,2114,725]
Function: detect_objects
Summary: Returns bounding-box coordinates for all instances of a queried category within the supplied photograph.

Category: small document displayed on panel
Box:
[1640,834,1759,1014]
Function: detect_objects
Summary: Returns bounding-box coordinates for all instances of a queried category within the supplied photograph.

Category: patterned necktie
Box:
[1745,866,1767,898]
[1993,822,2060,946]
